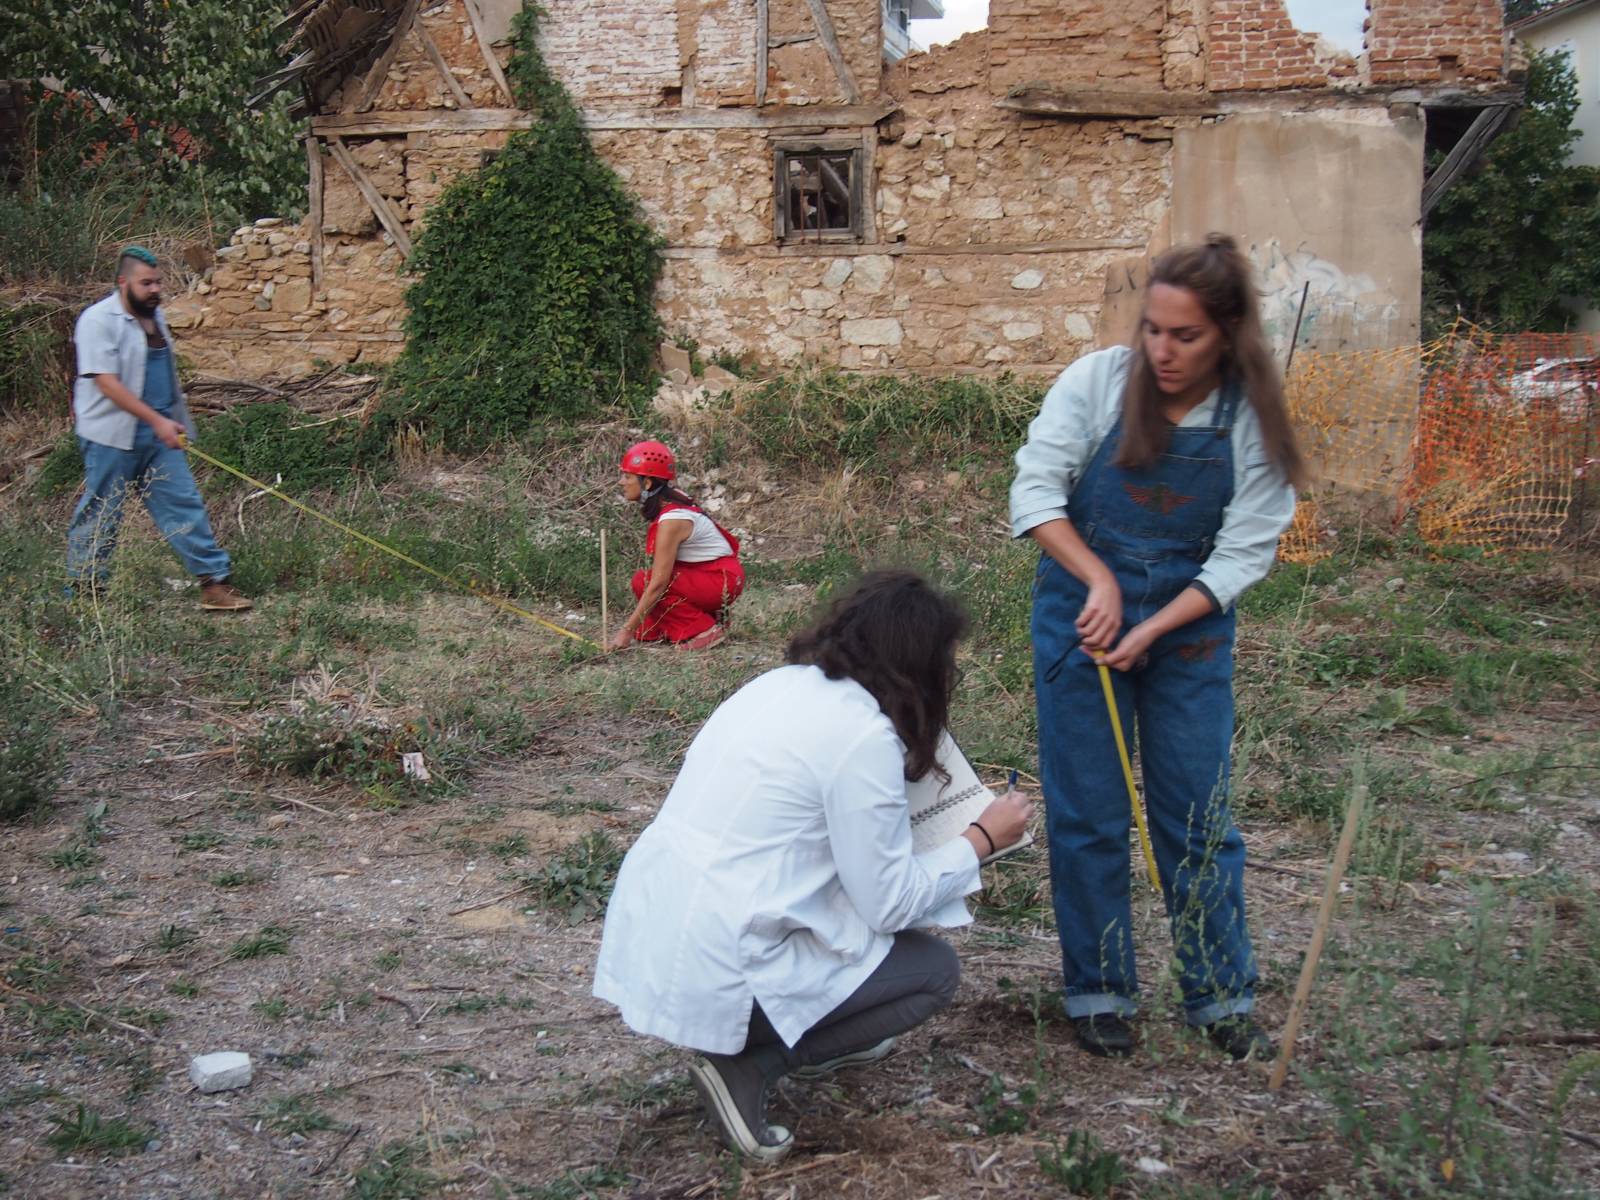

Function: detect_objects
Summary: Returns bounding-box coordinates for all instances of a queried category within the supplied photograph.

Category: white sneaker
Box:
[789,1035,899,1080]
[688,1056,794,1164]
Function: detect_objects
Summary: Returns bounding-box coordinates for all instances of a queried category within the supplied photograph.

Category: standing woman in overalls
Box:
[1010,235,1307,1060]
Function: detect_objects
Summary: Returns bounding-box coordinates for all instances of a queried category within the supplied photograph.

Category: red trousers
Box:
[630,556,745,643]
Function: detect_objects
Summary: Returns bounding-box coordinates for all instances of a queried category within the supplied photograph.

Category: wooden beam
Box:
[305,135,324,293]
[768,31,818,48]
[462,0,514,106]
[997,87,1221,118]
[416,20,474,110]
[801,0,861,105]
[326,136,413,259]
[755,0,769,107]
[659,236,1147,259]
[352,0,423,114]
[310,101,898,137]
[1422,103,1514,217]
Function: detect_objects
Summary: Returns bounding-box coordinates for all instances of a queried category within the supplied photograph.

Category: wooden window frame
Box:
[773,138,866,244]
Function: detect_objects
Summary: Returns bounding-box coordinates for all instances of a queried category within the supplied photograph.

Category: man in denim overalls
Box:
[66,247,250,611]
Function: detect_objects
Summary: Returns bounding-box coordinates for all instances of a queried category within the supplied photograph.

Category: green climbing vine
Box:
[383,5,663,450]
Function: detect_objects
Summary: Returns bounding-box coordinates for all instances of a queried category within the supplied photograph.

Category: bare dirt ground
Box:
[4,639,1598,1199]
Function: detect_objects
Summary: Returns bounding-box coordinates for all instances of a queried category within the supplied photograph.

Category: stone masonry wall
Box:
[1367,0,1506,85]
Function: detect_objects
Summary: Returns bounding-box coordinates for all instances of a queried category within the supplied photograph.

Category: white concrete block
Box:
[189,1051,253,1093]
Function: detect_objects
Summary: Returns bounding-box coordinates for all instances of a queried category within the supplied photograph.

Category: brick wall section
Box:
[540,0,682,106]
[985,0,1166,93]
[1207,0,1356,92]
[1367,0,1505,85]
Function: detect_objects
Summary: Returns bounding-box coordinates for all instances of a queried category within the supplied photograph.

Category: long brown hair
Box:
[786,570,968,783]
[1115,233,1309,489]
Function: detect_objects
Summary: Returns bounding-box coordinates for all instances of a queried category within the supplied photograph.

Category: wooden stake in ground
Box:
[600,529,609,646]
[1270,770,1367,1090]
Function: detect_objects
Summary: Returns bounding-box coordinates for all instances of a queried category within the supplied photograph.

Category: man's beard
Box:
[124,289,159,318]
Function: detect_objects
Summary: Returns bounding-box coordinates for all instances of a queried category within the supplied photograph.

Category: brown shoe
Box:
[199,579,252,612]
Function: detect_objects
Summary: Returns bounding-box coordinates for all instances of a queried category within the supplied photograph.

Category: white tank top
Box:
[659,508,734,562]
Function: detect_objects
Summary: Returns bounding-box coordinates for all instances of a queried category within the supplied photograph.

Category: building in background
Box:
[883,0,946,62]
[168,0,1518,378]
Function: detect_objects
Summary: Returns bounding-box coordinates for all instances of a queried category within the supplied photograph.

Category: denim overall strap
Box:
[1031,377,1257,1025]
[141,345,177,414]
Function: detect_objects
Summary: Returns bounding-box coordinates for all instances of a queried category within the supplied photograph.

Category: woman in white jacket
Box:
[594,571,1031,1162]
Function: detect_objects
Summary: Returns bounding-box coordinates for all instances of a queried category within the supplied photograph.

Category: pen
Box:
[1007,769,1019,791]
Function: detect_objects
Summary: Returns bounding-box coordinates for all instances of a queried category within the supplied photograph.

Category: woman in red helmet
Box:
[610,440,745,651]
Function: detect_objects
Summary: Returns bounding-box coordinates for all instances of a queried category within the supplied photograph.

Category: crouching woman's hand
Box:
[963,788,1032,859]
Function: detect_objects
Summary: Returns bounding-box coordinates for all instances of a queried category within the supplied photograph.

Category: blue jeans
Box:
[66,425,231,585]
[1034,554,1256,1026]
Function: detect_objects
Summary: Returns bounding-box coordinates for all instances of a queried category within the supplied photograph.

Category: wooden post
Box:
[326,136,413,259]
[417,21,474,110]
[801,0,862,104]
[462,0,515,107]
[755,0,769,107]
[354,0,423,113]
[304,135,324,294]
[1269,771,1368,1091]
[599,529,609,647]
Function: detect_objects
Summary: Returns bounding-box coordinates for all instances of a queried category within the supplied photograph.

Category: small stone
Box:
[265,814,293,830]
[659,342,693,377]
[1384,577,1405,592]
[189,1051,253,1093]
[1011,269,1045,290]
[254,217,284,228]
[1136,1157,1170,1175]
[701,365,739,395]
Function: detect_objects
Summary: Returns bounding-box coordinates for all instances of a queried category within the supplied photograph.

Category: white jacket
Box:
[593,664,982,1053]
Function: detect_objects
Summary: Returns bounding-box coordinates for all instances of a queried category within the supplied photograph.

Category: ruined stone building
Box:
[169,0,1519,377]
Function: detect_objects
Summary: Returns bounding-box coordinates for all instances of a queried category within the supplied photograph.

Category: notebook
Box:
[906,730,1032,865]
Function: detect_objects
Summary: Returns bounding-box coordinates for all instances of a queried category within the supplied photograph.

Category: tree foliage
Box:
[0,0,302,228]
[1424,50,1600,334]
[384,6,663,448]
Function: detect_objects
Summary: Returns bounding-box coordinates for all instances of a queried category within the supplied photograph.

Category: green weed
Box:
[228,925,293,960]
[522,832,623,924]
[975,1073,1036,1135]
[1034,1129,1127,1195]
[45,844,98,870]
[177,830,226,853]
[149,924,197,953]
[44,1103,151,1156]
[253,1093,339,1136]
[517,1166,630,1199]
[349,1137,441,1200]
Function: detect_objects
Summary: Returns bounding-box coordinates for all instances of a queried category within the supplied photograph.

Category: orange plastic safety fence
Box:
[1277,319,1599,562]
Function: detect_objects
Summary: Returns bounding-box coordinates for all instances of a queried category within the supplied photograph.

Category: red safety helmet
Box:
[620,440,676,480]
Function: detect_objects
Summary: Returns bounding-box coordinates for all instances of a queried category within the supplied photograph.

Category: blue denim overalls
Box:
[1032,380,1256,1027]
[67,340,232,585]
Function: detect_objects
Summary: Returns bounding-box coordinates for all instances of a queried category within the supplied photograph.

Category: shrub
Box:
[382,7,662,449]
[196,402,364,493]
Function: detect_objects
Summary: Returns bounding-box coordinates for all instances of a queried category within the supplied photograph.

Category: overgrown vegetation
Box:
[0,675,62,822]
[384,6,662,450]
[1424,49,1600,333]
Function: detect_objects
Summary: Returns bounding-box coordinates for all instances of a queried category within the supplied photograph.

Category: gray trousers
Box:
[743,930,960,1073]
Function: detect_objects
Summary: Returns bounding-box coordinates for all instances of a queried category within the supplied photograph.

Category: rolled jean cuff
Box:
[1185,993,1253,1027]
[1062,992,1137,1020]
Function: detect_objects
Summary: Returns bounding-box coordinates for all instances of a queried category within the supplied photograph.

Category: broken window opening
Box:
[1281,0,1365,58]
[776,147,862,241]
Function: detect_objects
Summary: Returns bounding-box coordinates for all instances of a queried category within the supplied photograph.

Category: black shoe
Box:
[1072,1013,1134,1057]
[1205,1016,1272,1061]
[688,1054,794,1164]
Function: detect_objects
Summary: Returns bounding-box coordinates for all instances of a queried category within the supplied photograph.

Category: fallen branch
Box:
[272,792,339,818]
[447,881,535,916]
[1396,1030,1600,1055]
[1484,1089,1600,1151]
[311,1124,361,1177]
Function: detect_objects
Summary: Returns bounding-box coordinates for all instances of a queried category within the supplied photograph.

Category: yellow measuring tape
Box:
[182,442,598,649]
[1094,657,1163,900]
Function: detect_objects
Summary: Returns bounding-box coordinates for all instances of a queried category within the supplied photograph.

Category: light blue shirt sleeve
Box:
[1199,406,1297,611]
[75,305,121,378]
[1008,347,1128,538]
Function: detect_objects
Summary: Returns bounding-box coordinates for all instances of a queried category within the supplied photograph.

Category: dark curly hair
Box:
[786,570,969,782]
